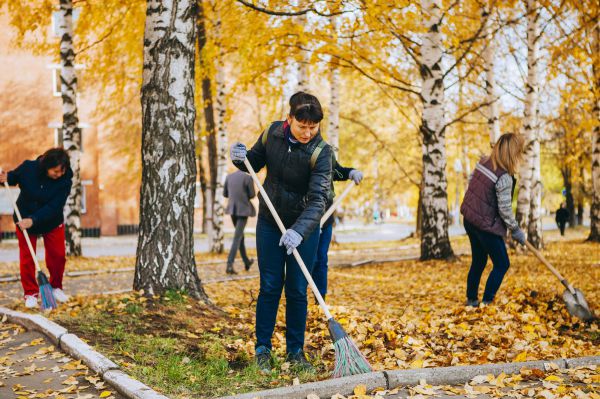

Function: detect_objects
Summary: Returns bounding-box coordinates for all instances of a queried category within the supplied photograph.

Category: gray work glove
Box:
[511,228,526,245]
[230,142,247,162]
[349,169,363,184]
[279,229,302,255]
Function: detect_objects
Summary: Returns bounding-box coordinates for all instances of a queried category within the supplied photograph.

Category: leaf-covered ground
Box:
[12,237,592,397]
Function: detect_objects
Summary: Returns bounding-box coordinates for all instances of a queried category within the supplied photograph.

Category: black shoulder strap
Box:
[310,141,327,170]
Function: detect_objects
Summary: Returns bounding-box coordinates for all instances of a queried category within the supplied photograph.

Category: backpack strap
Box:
[310,140,327,170]
[261,121,283,146]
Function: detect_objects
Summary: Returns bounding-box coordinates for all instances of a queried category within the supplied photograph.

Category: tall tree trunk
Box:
[589,19,600,241]
[328,15,340,156]
[561,167,576,227]
[419,0,454,260]
[58,0,82,256]
[197,0,216,236]
[516,0,539,244]
[483,4,500,147]
[210,9,227,253]
[296,12,309,92]
[197,144,208,234]
[135,0,207,300]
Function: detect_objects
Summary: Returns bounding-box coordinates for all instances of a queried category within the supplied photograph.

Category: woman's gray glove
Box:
[230,142,247,162]
[349,169,363,184]
[279,229,302,255]
[511,228,526,245]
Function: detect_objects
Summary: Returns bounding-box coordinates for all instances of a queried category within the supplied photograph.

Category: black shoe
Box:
[255,346,271,373]
[226,266,238,275]
[244,259,255,271]
[286,350,315,373]
[466,299,479,307]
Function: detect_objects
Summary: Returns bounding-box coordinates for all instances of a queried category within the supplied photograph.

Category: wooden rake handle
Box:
[321,182,355,228]
[524,241,575,295]
[243,158,334,320]
[3,180,42,273]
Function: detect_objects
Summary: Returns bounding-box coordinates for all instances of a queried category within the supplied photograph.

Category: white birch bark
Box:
[135,0,207,299]
[419,0,454,260]
[296,12,310,92]
[210,8,227,253]
[483,5,500,147]
[58,0,82,256]
[328,15,341,157]
[589,20,600,242]
[516,0,539,240]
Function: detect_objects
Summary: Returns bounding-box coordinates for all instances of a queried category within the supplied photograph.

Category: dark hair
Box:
[40,148,70,172]
[289,91,323,124]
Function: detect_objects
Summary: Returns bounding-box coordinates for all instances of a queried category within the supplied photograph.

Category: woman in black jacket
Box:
[0,148,73,308]
[230,92,332,372]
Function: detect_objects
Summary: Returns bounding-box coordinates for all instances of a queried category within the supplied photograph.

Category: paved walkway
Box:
[0,320,123,399]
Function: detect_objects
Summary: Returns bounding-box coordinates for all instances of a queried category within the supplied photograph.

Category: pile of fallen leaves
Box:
[28,238,599,397]
[209,239,598,371]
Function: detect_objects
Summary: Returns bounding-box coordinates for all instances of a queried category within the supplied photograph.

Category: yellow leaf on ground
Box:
[100,392,112,398]
[354,384,367,395]
[544,375,563,382]
[514,352,528,362]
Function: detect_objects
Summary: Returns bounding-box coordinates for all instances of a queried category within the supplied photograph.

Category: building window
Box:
[51,8,81,38]
[47,64,86,97]
[81,180,93,215]
[49,122,89,152]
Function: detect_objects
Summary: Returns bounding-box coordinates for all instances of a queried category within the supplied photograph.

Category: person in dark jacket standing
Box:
[460,133,525,307]
[555,203,569,236]
[224,170,256,274]
[230,92,332,373]
[312,151,363,299]
[0,148,73,308]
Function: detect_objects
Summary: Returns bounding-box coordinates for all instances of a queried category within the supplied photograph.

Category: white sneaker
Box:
[24,295,38,308]
[52,288,70,303]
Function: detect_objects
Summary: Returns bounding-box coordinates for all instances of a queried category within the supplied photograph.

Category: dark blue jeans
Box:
[312,223,333,298]
[255,217,320,354]
[464,219,510,303]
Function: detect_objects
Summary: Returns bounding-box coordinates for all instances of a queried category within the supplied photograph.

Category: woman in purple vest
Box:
[460,133,526,307]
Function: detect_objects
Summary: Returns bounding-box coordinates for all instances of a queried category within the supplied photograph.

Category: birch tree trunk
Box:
[516,0,539,241]
[588,19,600,242]
[525,0,543,248]
[419,0,454,260]
[135,0,207,300]
[58,0,82,256]
[210,9,227,253]
[328,15,340,157]
[296,12,309,92]
[483,5,500,147]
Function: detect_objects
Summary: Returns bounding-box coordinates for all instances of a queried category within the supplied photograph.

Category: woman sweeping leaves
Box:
[230,92,332,373]
[0,148,73,308]
[460,133,525,307]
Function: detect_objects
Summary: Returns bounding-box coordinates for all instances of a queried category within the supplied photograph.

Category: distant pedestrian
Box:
[0,148,72,308]
[224,170,256,274]
[460,133,525,307]
[555,203,569,236]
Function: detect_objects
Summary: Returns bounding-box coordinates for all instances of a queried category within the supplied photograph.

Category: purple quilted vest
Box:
[460,158,509,237]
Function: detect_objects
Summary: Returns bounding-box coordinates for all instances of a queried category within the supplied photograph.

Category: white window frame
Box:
[81,180,93,215]
[47,64,86,97]
[51,8,81,37]
[48,122,90,152]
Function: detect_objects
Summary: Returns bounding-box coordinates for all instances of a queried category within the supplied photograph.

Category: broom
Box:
[3,179,57,311]
[243,158,372,378]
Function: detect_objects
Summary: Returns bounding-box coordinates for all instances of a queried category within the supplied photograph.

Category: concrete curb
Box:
[0,307,169,399]
[220,371,387,399]
[219,357,600,399]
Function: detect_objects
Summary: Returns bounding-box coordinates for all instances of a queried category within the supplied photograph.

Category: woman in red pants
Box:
[0,148,73,308]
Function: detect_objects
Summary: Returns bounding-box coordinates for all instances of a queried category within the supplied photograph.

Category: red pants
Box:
[16,224,66,297]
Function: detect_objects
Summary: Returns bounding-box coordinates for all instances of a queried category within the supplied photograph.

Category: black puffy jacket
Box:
[234,121,332,238]
[7,158,73,235]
